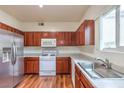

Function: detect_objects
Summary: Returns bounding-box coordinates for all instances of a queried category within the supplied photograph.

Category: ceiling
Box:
[0,5,89,22]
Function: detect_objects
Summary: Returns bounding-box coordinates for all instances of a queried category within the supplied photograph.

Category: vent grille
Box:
[38,22,44,26]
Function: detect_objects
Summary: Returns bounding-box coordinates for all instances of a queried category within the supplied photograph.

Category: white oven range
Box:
[39,49,57,76]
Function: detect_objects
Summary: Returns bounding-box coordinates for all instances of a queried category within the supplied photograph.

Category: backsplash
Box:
[24,47,42,54]
[57,46,81,54]
[24,46,81,55]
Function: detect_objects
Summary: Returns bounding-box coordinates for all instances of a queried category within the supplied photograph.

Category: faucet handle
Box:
[95,57,101,60]
[105,58,112,69]
[105,58,109,63]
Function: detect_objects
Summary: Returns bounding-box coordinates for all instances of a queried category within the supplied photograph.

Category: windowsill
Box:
[100,47,124,54]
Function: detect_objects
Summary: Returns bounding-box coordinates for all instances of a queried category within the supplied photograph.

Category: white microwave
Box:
[41,39,56,47]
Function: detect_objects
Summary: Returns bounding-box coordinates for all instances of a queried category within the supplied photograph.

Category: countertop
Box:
[24,52,124,88]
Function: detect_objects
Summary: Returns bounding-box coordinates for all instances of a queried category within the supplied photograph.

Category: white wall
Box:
[21,22,79,32]
[0,9,22,30]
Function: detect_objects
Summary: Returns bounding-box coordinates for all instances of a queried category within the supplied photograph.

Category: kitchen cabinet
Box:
[84,20,95,45]
[0,22,23,35]
[57,32,65,46]
[56,57,71,74]
[71,32,76,46]
[75,65,81,88]
[33,32,41,46]
[24,32,41,46]
[75,20,94,46]
[75,65,94,88]
[57,32,75,46]
[24,32,34,46]
[24,57,39,74]
[79,23,85,45]
[25,32,75,46]
[23,20,94,46]
[80,70,94,88]
[41,32,56,38]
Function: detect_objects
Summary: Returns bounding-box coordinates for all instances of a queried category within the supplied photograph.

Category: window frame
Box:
[99,6,121,50]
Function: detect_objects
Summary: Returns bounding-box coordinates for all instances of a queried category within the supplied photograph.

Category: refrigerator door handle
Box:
[13,41,17,65]
[11,42,14,65]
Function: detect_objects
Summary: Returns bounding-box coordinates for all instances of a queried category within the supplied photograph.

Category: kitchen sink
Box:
[78,62,124,79]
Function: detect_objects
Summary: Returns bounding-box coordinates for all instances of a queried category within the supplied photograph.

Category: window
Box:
[120,6,124,46]
[100,5,124,50]
[100,9,116,49]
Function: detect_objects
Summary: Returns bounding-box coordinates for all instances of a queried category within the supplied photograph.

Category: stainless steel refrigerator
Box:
[0,29,24,88]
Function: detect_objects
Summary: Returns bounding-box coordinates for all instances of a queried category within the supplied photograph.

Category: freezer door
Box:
[0,30,13,88]
[13,36,24,86]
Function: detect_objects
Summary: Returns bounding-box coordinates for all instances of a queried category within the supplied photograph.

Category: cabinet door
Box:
[24,57,39,74]
[85,20,95,45]
[68,32,72,46]
[79,24,85,45]
[33,32,41,46]
[41,32,56,38]
[76,31,80,46]
[80,81,85,88]
[62,60,69,74]
[56,61,63,74]
[80,72,94,88]
[24,32,34,46]
[25,61,34,74]
[75,73,81,88]
[71,32,76,46]
[57,32,65,46]
[33,61,39,73]
[56,57,70,74]
[49,32,57,38]
[41,32,49,38]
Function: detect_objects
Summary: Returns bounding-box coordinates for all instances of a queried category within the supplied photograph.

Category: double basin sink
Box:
[78,62,124,79]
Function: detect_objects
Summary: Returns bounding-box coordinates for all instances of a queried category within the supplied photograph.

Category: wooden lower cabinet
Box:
[75,73,81,88]
[24,57,39,74]
[56,57,71,74]
[75,65,94,88]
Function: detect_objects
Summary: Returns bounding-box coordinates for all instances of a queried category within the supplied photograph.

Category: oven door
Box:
[39,56,56,76]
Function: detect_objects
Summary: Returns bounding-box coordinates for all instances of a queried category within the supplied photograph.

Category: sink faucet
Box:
[95,58,111,69]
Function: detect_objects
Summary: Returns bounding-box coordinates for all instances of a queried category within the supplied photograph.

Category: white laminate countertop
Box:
[24,53,124,88]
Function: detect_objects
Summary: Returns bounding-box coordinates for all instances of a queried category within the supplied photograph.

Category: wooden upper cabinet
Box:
[57,32,74,46]
[71,32,76,46]
[23,20,95,47]
[24,32,41,46]
[79,23,85,45]
[76,30,80,46]
[24,32,34,46]
[33,32,41,46]
[41,32,56,38]
[57,32,65,46]
[84,20,95,45]
[75,20,95,46]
